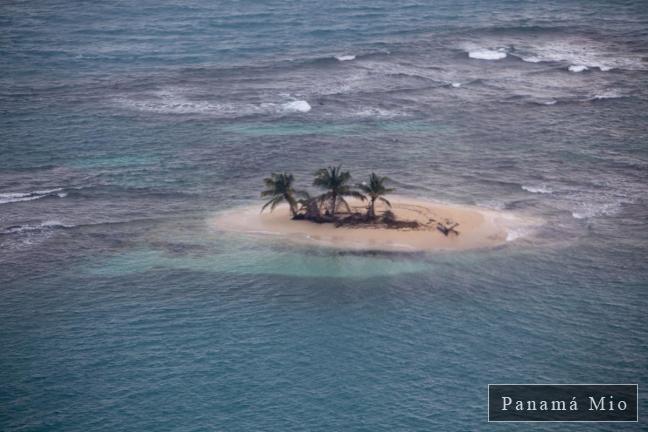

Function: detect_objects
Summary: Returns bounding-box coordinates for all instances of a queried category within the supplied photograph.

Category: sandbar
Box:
[212,197,529,252]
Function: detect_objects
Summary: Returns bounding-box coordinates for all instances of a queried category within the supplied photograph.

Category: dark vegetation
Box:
[261,166,459,235]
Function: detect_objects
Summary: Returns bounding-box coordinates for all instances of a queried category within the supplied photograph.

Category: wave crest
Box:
[588,90,625,101]
[568,65,588,73]
[3,220,72,235]
[468,49,507,60]
[281,100,311,113]
[119,89,312,117]
[0,188,64,205]
[522,185,552,194]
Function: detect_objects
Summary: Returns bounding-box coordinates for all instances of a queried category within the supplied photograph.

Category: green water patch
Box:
[84,244,431,279]
[221,122,362,137]
[373,120,454,134]
[220,119,453,137]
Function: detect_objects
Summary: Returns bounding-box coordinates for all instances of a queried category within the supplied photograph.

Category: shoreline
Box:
[212,196,533,252]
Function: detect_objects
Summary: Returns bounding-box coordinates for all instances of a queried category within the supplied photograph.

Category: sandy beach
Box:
[212,197,526,251]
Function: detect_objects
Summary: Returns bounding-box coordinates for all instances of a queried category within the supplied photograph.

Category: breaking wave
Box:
[467,49,507,60]
[520,56,542,63]
[335,54,356,61]
[587,90,626,101]
[0,188,64,205]
[119,90,313,117]
[568,65,588,72]
[281,100,311,112]
[510,38,644,71]
[2,220,73,235]
[522,185,552,194]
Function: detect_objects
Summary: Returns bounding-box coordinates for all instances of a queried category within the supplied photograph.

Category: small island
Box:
[213,166,526,251]
[261,166,460,234]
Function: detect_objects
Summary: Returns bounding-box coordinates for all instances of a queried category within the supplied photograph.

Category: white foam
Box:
[506,228,527,242]
[521,56,542,63]
[516,39,640,71]
[335,55,356,61]
[522,185,552,194]
[352,107,403,118]
[120,96,226,115]
[41,220,70,228]
[475,199,506,211]
[589,90,624,100]
[568,64,588,72]
[1,195,45,204]
[0,192,32,200]
[571,202,620,219]
[0,188,64,204]
[281,100,311,113]
[468,49,507,60]
[477,36,645,72]
[531,99,558,105]
[120,88,312,117]
[3,220,72,234]
[451,82,462,88]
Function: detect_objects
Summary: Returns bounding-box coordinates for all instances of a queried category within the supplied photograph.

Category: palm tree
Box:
[358,173,395,219]
[296,191,321,220]
[261,172,299,217]
[312,165,365,217]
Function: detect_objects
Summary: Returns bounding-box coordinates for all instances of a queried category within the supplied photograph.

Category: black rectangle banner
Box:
[488,384,638,422]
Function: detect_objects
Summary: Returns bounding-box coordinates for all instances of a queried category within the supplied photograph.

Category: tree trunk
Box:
[331,192,337,216]
[305,199,321,219]
[285,194,297,217]
[370,198,376,219]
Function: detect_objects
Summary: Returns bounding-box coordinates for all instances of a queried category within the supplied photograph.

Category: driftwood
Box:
[292,207,430,231]
[333,211,420,230]
[335,212,368,227]
[385,220,420,229]
[436,222,459,236]
[294,214,336,224]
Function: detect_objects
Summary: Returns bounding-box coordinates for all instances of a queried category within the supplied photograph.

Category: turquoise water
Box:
[2,1,648,430]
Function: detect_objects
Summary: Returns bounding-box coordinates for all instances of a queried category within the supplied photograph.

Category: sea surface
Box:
[1,1,648,430]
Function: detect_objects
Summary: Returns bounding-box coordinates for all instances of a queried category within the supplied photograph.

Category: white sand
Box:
[212,197,527,252]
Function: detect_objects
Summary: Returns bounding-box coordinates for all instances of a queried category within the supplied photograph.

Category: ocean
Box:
[1,0,647,430]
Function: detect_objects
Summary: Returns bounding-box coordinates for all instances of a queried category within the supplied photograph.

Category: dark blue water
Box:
[1,1,647,430]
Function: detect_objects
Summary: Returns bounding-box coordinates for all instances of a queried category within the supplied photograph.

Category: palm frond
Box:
[261,195,283,213]
[317,191,333,202]
[260,189,276,197]
[346,190,367,201]
[269,196,284,211]
[296,190,311,199]
[378,196,392,208]
[337,196,352,213]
